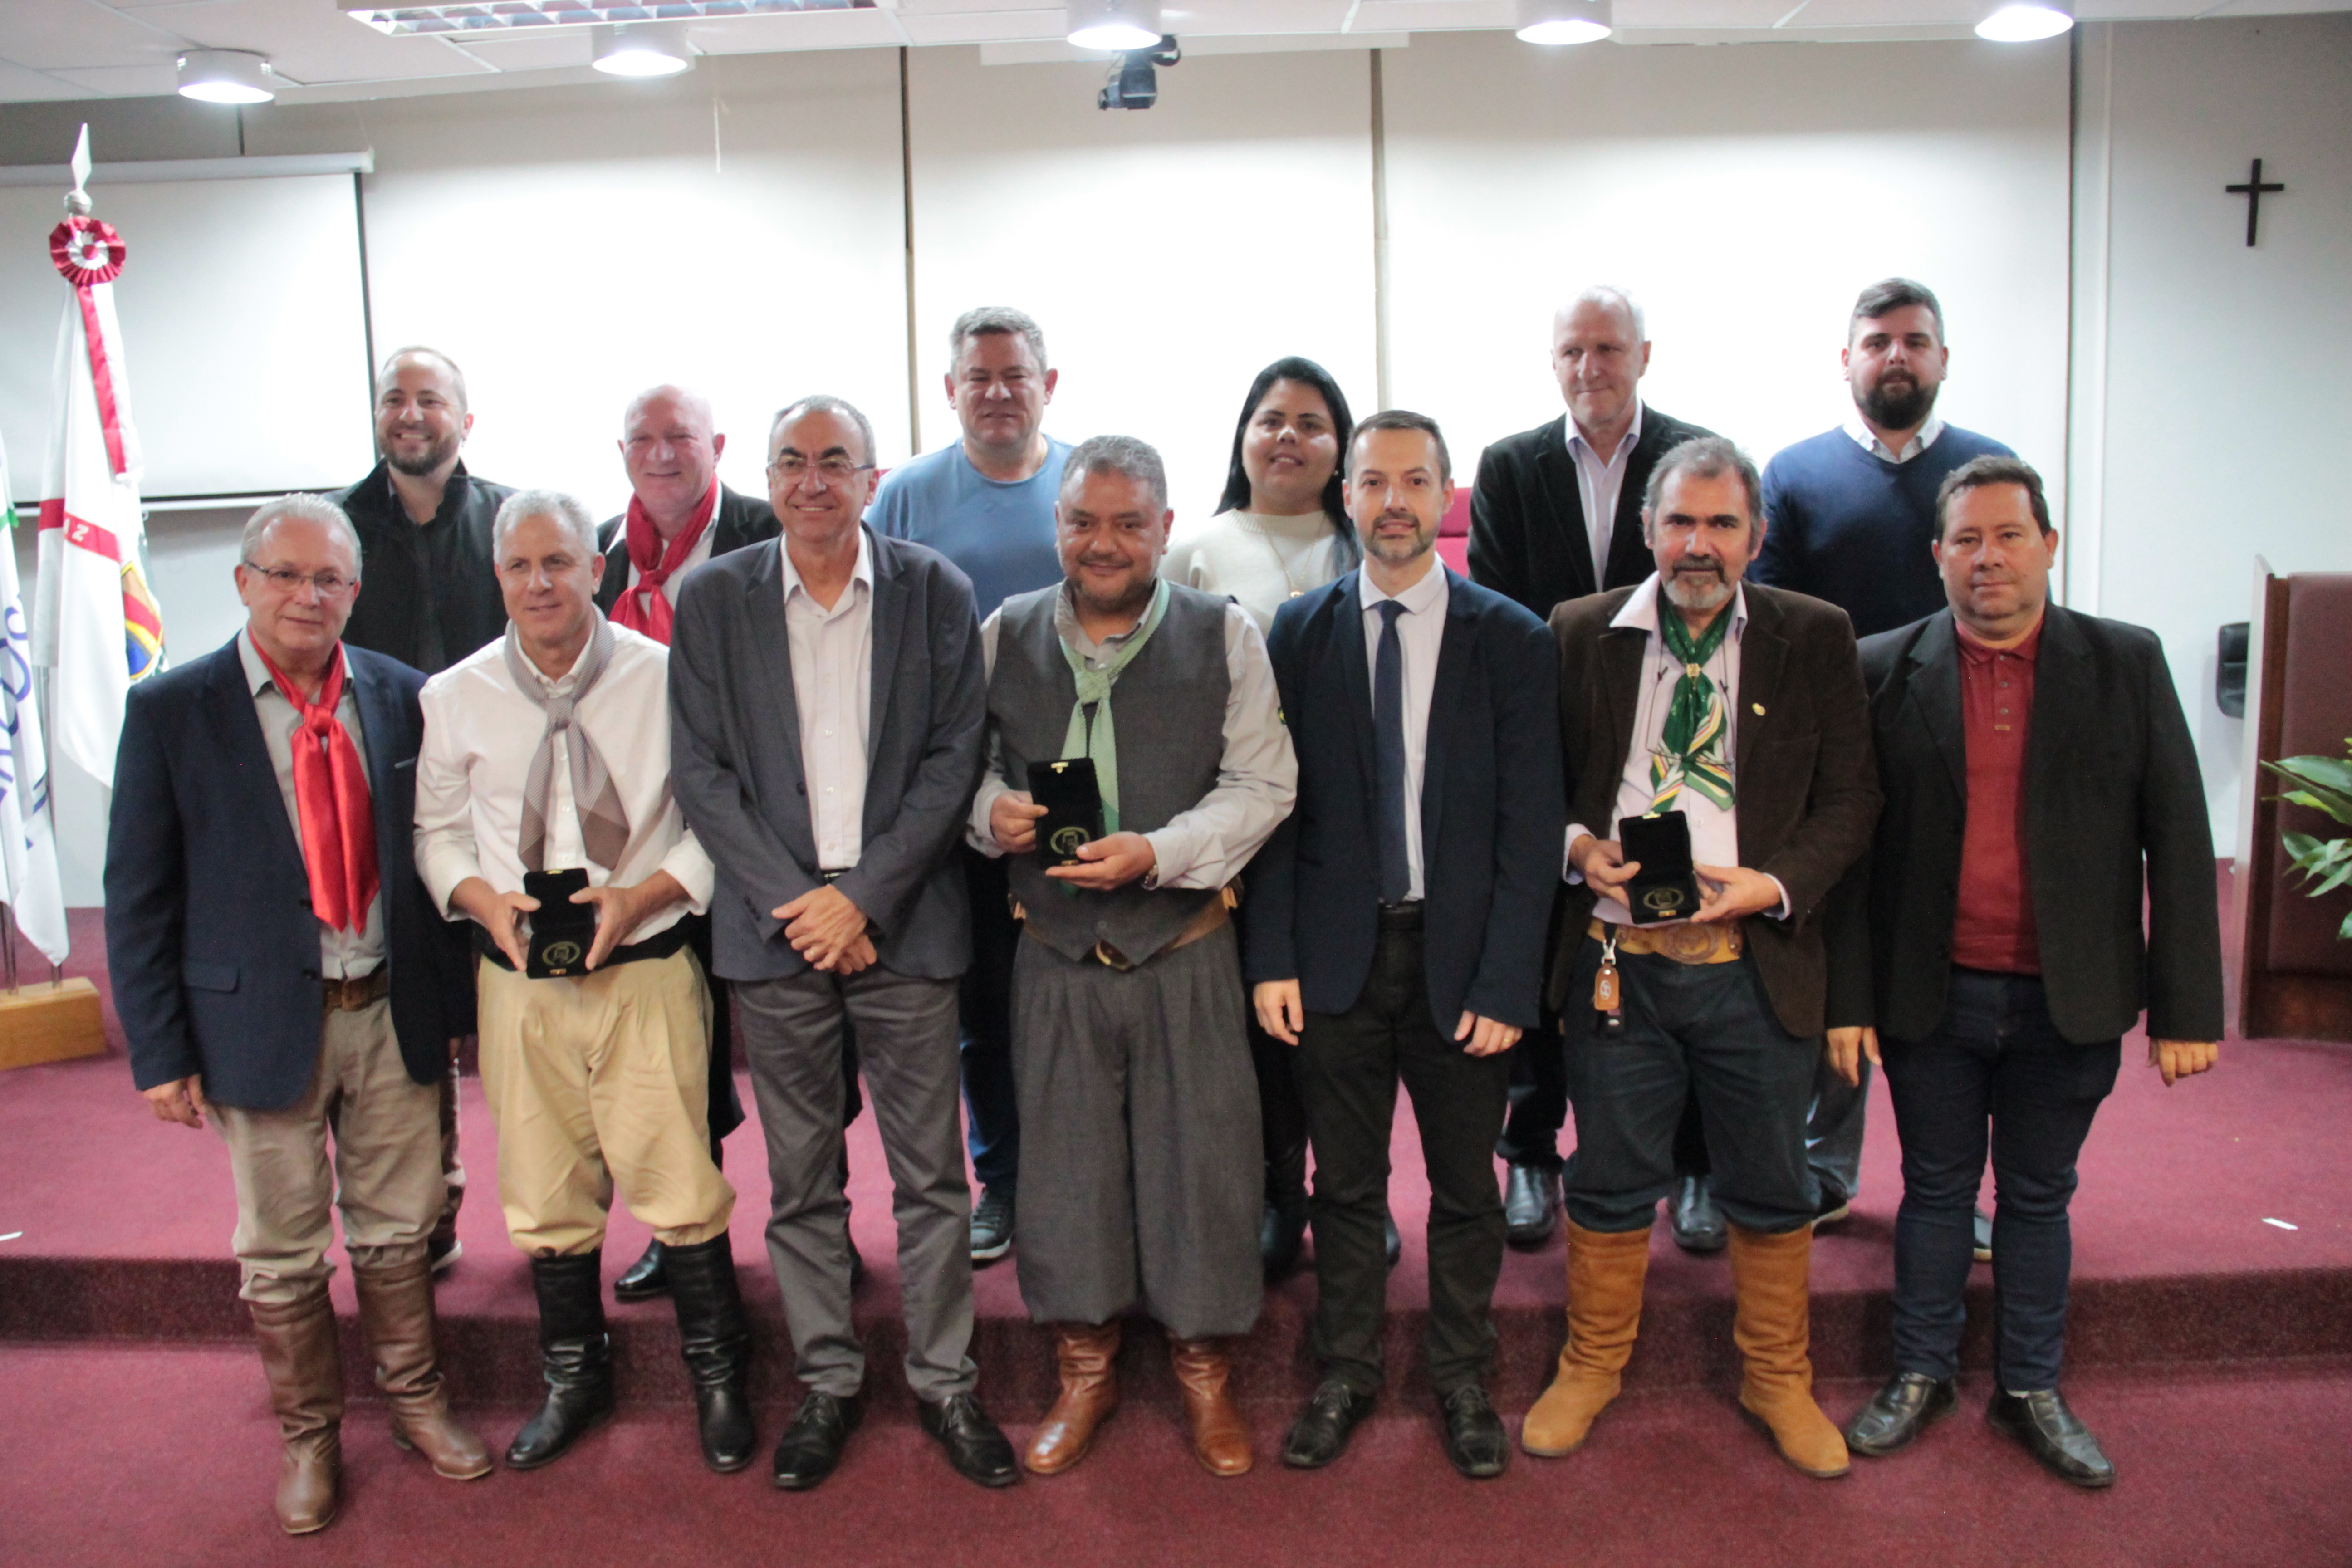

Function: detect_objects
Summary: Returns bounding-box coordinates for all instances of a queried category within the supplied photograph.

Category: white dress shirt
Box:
[1360,559,1449,903]
[781,532,876,872]
[1842,410,1946,465]
[239,631,385,979]
[1564,575,1788,926]
[1563,398,1646,586]
[625,519,718,609]
[967,583,1298,890]
[415,621,713,947]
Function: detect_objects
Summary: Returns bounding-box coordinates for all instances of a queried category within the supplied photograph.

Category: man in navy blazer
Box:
[1247,411,1563,1480]
[666,395,1016,1492]
[106,495,483,1535]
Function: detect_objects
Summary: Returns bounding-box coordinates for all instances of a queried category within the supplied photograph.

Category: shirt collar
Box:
[238,627,347,701]
[1359,558,1449,617]
[1565,398,1645,465]
[518,623,601,698]
[1613,572,1749,645]
[1842,410,1946,463]
[780,526,875,614]
[1055,575,1160,663]
[1955,612,2044,665]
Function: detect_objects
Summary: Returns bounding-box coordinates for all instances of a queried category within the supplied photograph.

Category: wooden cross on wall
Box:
[2226,158,2286,247]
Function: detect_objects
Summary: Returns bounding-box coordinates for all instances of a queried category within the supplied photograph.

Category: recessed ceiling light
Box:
[176,49,276,105]
[593,21,694,78]
[1975,2,2073,42]
[1516,0,1612,46]
[1067,0,1162,53]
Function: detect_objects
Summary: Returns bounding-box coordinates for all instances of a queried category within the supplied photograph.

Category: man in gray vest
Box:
[970,434,1297,1479]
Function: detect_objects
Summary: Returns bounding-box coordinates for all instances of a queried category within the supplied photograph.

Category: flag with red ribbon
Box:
[35,130,164,787]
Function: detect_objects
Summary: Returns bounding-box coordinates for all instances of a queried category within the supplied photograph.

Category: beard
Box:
[1858,372,1937,433]
[383,426,461,478]
[1661,562,1733,614]
[1072,565,1155,620]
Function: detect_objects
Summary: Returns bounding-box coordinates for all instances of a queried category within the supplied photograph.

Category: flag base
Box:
[0,978,105,1072]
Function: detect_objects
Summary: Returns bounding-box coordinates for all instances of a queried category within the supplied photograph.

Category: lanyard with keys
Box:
[1593,926,1624,1034]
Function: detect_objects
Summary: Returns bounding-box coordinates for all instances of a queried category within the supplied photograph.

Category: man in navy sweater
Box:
[1754,277,2012,1246]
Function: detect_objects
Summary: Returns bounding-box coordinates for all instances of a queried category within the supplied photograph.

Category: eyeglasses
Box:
[245,561,356,597]
[766,456,874,485]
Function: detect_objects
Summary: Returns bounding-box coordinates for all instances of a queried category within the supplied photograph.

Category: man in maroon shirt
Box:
[1824,455,2222,1488]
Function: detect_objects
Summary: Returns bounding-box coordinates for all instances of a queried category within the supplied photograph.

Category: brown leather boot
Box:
[1728,1223,1849,1479]
[353,1256,494,1480]
[1169,1337,1254,1477]
[248,1284,344,1534]
[1024,1321,1121,1475]
[1522,1222,1652,1457]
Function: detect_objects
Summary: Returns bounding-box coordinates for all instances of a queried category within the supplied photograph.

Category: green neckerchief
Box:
[1060,577,1172,834]
[1650,596,1736,812]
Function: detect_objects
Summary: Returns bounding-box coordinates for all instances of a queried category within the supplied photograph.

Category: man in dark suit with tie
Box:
[1251,410,1563,1479]
[1466,285,1721,1255]
[667,394,1017,1492]
[107,495,486,1535]
[1829,455,2220,1487]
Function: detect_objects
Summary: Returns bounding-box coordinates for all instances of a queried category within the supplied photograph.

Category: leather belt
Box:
[321,969,389,1012]
[1092,892,1233,971]
[1588,916,1744,965]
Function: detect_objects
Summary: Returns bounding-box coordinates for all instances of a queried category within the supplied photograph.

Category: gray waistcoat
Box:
[990,581,1231,965]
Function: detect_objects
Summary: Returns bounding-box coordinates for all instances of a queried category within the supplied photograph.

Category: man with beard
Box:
[1525,437,1878,1479]
[1755,279,2013,1250]
[970,435,1296,1478]
[333,345,515,1272]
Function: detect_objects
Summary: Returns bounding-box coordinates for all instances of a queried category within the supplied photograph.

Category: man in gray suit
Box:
[667,395,1016,1493]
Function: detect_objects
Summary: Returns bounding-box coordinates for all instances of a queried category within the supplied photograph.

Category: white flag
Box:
[0,439,71,967]
[35,174,163,786]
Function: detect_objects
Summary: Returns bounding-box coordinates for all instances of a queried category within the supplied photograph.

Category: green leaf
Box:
[2263,755,2352,824]
[2341,905,2352,942]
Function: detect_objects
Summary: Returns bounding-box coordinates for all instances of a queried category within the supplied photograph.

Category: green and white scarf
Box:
[1059,578,1172,834]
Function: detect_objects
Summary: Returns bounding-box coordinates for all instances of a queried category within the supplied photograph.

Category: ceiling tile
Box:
[0,58,95,100]
[898,7,1062,43]
[682,10,907,52]
[42,61,183,93]
[440,30,593,72]
[0,0,192,69]
[127,0,496,83]
[1353,1,1512,28]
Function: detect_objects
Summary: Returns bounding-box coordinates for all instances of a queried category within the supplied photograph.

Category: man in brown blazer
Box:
[1520,437,1880,1479]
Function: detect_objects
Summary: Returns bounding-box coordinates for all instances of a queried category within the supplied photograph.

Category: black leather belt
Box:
[473,919,692,974]
[1377,902,1424,930]
[321,969,389,1012]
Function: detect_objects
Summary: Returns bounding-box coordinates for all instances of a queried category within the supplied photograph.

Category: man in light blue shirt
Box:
[871,305,1071,1264]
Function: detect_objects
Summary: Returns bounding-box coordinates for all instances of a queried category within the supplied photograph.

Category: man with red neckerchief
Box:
[106,495,487,1535]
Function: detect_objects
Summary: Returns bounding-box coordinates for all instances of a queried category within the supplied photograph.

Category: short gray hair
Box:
[1562,284,1646,345]
[1643,435,1763,524]
[1059,434,1167,514]
[492,488,600,561]
[948,305,1048,373]
[768,394,877,467]
[245,494,361,574]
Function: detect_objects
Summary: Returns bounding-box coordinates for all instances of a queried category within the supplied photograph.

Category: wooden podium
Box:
[0,975,105,1071]
[2233,562,2352,1042]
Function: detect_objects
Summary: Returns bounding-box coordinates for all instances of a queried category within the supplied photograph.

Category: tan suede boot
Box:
[1024,1321,1122,1475]
[1169,1337,1254,1477]
[248,1284,344,1534]
[1521,1223,1653,1457]
[1728,1223,1849,1479]
[353,1256,494,1480]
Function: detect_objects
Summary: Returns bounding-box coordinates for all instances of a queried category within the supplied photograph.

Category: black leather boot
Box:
[613,1239,669,1302]
[664,1235,755,1473]
[1261,1137,1310,1280]
[506,1251,616,1470]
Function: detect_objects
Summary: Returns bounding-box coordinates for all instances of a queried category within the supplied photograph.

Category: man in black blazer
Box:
[107,496,486,1535]
[1830,456,2220,1487]
[1250,411,1563,1480]
[1465,285,1717,1250]
[588,384,789,1305]
[667,395,1016,1492]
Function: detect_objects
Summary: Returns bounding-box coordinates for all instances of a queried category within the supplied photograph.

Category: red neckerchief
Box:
[612,480,719,645]
[251,639,379,932]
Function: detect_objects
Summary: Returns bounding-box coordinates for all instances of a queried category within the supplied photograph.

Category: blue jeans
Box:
[959,846,1021,1195]
[1882,969,2120,1390]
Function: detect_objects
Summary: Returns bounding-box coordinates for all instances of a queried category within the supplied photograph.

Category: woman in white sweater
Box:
[1167,356,1362,636]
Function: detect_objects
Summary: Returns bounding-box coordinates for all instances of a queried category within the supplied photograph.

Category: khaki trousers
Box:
[475,948,735,1257]
[213,997,444,1305]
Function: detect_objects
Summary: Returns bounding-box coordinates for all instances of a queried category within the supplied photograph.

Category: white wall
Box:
[1380,31,2074,505]
[2073,14,2352,842]
[904,46,1380,532]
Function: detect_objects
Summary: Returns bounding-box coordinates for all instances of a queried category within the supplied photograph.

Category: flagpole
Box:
[0,903,17,994]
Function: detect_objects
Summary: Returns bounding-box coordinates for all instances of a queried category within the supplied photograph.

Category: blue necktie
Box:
[1373,598,1411,905]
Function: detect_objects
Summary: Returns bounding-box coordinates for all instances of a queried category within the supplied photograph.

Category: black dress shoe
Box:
[1281,1379,1377,1469]
[1669,1173,1727,1254]
[1504,1163,1559,1248]
[1437,1384,1508,1480]
[1844,1372,1958,1457]
[1384,1209,1402,1270]
[1973,1207,1994,1264]
[771,1392,863,1491]
[613,1239,668,1302]
[919,1392,1019,1488]
[1987,1388,2114,1488]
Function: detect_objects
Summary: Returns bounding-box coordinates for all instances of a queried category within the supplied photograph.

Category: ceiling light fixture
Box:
[176,49,277,105]
[1975,2,2074,42]
[1067,0,1162,53]
[592,21,695,78]
[1515,0,1612,46]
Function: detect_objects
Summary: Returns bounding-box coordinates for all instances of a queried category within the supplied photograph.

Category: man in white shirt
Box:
[415,489,747,1476]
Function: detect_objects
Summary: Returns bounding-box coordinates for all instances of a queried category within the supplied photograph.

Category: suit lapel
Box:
[1904,612,1967,801]
[207,638,306,879]
[738,542,805,770]
[1333,573,1378,796]
[1533,417,1596,601]
[1732,588,1788,782]
[864,529,908,767]
[1421,573,1478,843]
[2023,606,2091,828]
[344,648,407,875]
[1594,624,1647,824]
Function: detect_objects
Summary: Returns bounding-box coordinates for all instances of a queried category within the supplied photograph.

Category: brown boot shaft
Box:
[248,1285,344,1534]
[353,1256,494,1480]
[1169,1337,1254,1477]
[1024,1321,1122,1475]
[1522,1223,1653,1457]
[1727,1224,1848,1479]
